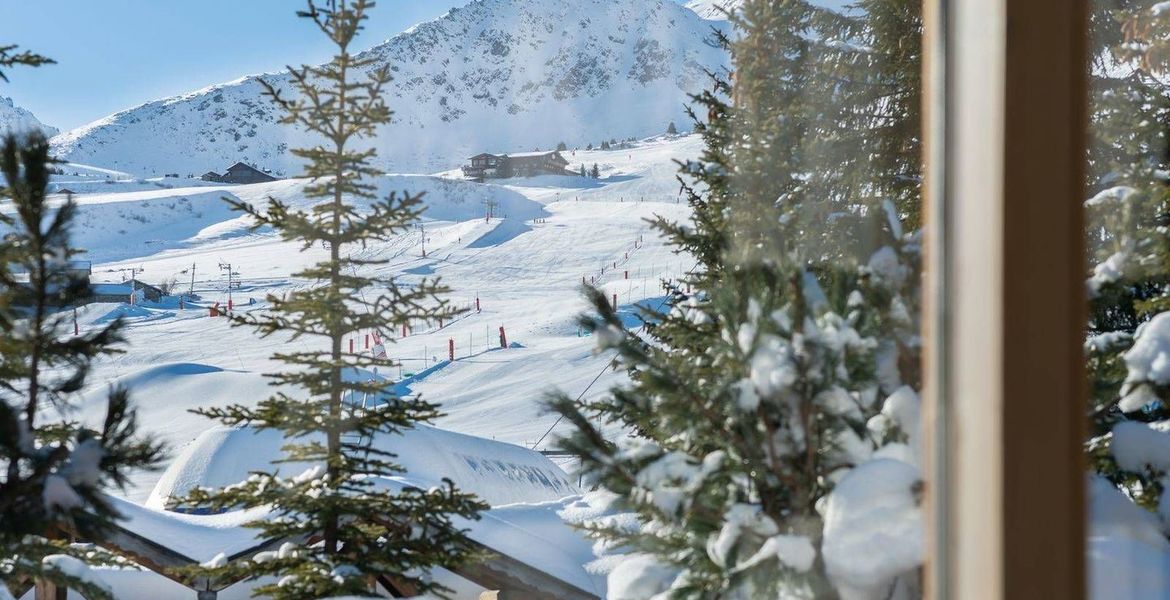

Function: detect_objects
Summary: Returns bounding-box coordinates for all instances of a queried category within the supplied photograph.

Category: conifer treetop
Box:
[0,132,165,600]
[179,3,485,598]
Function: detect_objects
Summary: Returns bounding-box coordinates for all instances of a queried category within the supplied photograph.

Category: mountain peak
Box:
[684,0,742,20]
[51,0,728,177]
[0,96,59,137]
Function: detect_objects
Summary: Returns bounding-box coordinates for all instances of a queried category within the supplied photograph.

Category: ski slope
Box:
[52,134,700,505]
[17,133,702,598]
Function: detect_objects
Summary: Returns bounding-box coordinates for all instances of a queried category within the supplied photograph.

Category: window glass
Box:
[0,1,928,598]
[1085,2,1170,597]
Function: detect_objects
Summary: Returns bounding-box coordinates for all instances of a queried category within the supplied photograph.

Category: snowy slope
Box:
[0,95,57,136]
[34,174,543,264]
[684,0,742,19]
[148,423,579,509]
[58,134,700,504]
[36,134,700,598]
[50,0,729,178]
[683,0,858,21]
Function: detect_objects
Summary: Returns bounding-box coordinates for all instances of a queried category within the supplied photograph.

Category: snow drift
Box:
[148,423,579,510]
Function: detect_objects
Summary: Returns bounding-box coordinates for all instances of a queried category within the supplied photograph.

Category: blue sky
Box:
[1,1,708,132]
[0,1,473,131]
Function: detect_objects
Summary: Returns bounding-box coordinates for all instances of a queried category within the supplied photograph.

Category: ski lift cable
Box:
[532,253,697,451]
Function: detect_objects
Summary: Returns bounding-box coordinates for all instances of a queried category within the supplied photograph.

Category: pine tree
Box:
[655,32,734,291]
[1081,0,1170,527]
[809,0,924,390]
[806,0,924,249]
[178,2,485,598]
[579,164,587,177]
[590,163,600,178]
[557,141,568,151]
[0,132,165,599]
[550,0,923,597]
[666,121,678,135]
[0,44,54,82]
[722,0,817,258]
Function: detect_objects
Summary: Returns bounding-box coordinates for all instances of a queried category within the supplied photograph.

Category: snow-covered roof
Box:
[106,489,606,597]
[506,151,561,158]
[111,424,603,596]
[148,423,579,510]
[91,283,134,295]
[225,162,262,173]
[466,151,562,160]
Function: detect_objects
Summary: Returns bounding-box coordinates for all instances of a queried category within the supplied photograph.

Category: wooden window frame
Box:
[923,0,1089,598]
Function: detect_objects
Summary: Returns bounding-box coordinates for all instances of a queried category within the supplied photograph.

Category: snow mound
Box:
[92,303,174,325]
[1088,476,1170,598]
[1122,312,1170,410]
[148,423,579,510]
[1111,420,1170,473]
[607,554,676,599]
[821,458,923,599]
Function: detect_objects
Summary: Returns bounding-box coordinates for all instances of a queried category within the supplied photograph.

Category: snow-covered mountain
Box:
[684,0,742,19]
[51,0,729,178]
[0,96,58,137]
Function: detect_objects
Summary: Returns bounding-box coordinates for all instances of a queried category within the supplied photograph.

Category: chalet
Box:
[202,162,278,184]
[90,279,165,304]
[463,153,506,180]
[462,150,574,181]
[6,262,92,309]
[68,261,92,284]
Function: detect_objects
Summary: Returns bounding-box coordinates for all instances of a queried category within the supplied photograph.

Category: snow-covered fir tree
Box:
[0,131,165,600]
[551,1,925,597]
[1082,0,1170,557]
[177,2,486,598]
